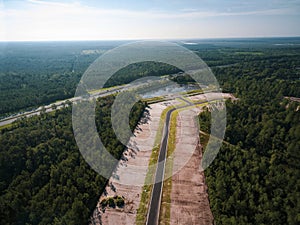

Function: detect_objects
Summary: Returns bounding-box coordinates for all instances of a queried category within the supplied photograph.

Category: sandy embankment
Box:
[91,93,229,225]
[168,93,234,224]
[170,105,214,225]
[90,99,180,225]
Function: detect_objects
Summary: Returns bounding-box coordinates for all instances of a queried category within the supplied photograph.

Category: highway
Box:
[0,85,128,127]
[0,81,155,127]
[0,76,174,127]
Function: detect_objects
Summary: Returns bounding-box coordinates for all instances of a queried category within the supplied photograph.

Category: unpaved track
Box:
[91,93,231,225]
[90,99,180,225]
[170,108,214,225]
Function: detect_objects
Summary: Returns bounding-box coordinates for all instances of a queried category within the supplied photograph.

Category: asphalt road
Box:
[146,96,227,224]
[146,98,195,225]
[0,85,130,127]
[0,77,172,127]
[146,107,176,225]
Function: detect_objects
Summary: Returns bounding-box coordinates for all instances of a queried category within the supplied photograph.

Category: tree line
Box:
[0,95,146,225]
[199,48,300,224]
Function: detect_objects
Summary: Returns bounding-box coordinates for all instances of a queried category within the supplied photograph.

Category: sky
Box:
[0,0,299,41]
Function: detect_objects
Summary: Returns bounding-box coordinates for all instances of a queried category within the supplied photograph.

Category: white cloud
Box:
[27,0,75,7]
[0,0,299,41]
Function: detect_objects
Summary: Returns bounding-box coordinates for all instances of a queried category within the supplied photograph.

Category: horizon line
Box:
[1,35,300,43]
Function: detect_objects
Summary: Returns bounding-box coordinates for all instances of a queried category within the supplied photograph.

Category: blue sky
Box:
[0,0,299,41]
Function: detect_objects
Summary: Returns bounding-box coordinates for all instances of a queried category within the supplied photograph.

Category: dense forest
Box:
[0,42,179,117]
[204,98,299,224]
[1,39,299,117]
[199,47,300,224]
[0,95,145,224]
[103,61,181,88]
[0,41,140,117]
[0,42,103,117]
[0,38,299,224]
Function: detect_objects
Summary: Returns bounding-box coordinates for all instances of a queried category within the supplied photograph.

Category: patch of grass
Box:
[88,84,126,94]
[136,144,160,225]
[0,123,13,131]
[136,104,175,225]
[142,96,166,104]
[159,110,178,225]
[136,101,211,224]
[190,99,220,105]
[159,103,212,224]
[200,131,210,151]
[181,89,203,96]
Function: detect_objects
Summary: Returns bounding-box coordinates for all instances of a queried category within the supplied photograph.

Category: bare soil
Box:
[90,99,181,225]
[90,94,221,225]
[170,107,214,225]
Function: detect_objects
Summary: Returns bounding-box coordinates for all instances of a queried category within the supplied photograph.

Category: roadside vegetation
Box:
[100,196,125,209]
[0,44,179,118]
[136,104,178,225]
[199,51,300,224]
[159,101,210,225]
[0,95,145,225]
[0,39,299,224]
[159,110,178,225]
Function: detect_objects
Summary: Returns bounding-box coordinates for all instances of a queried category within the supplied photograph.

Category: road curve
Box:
[146,95,228,224]
[146,98,195,225]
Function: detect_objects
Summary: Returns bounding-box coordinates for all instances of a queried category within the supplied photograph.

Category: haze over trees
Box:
[0,43,179,118]
[0,38,299,224]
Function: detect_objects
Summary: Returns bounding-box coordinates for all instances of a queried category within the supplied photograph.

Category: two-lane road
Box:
[146,94,227,225]
[0,84,132,127]
[146,98,194,225]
